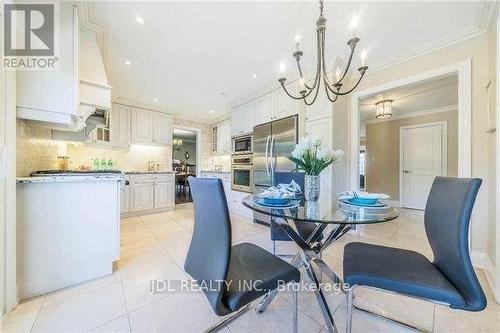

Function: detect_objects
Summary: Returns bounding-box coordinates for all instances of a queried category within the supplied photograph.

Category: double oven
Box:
[231,134,253,193]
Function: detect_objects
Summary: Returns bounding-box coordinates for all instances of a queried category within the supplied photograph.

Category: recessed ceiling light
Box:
[252,73,257,79]
[135,15,145,25]
[209,110,214,113]
[124,60,132,66]
[153,98,158,102]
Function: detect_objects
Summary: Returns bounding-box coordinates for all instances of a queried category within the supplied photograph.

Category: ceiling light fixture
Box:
[252,73,257,79]
[209,110,214,113]
[153,98,158,102]
[278,0,368,105]
[375,99,393,119]
[124,60,132,66]
[135,15,145,25]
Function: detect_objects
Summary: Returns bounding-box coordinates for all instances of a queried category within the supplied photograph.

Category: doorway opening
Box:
[172,128,199,204]
[357,74,459,210]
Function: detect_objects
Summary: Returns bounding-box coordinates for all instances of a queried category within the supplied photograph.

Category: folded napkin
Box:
[338,191,390,200]
[258,180,302,199]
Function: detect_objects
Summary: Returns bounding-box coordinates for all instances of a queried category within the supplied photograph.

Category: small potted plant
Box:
[288,137,344,201]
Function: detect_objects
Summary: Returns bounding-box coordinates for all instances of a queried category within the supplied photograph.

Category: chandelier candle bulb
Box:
[335,67,342,82]
[294,34,302,50]
[360,48,367,66]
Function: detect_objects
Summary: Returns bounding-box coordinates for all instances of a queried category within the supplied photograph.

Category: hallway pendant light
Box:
[278,0,368,105]
[375,99,393,119]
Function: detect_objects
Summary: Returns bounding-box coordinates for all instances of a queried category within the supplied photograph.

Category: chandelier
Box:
[375,99,393,119]
[278,0,368,105]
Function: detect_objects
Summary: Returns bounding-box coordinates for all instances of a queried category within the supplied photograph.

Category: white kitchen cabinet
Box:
[213,120,231,154]
[113,104,130,148]
[154,112,173,145]
[120,176,130,213]
[275,85,298,120]
[229,190,253,219]
[16,3,79,128]
[232,105,245,136]
[126,174,175,215]
[131,182,155,211]
[255,93,275,125]
[131,108,154,144]
[305,116,333,212]
[305,85,332,121]
[231,101,255,136]
[155,178,175,209]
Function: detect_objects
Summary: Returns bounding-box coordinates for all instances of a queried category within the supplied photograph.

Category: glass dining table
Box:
[242,195,399,333]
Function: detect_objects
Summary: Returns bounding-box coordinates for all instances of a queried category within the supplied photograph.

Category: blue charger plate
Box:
[340,198,387,208]
[256,198,297,208]
[263,197,290,205]
[349,197,378,205]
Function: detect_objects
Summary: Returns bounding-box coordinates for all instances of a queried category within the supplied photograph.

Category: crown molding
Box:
[361,104,458,125]
[475,0,499,31]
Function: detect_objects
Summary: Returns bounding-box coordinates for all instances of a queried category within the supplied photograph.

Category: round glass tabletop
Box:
[242,195,399,225]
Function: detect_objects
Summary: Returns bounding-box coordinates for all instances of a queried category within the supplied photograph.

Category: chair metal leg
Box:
[346,287,354,333]
[204,303,251,333]
[293,289,298,333]
[255,289,278,313]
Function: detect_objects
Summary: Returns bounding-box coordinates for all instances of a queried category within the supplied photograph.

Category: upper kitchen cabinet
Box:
[254,87,298,126]
[305,83,332,120]
[255,93,275,125]
[112,104,131,148]
[16,3,112,131]
[212,119,231,154]
[154,112,173,145]
[131,108,154,144]
[232,101,255,136]
[130,107,173,146]
[16,3,79,128]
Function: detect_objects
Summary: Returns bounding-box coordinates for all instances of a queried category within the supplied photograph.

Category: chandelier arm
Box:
[319,28,334,87]
[326,71,367,96]
[297,26,323,91]
[279,82,308,100]
[302,78,322,106]
[322,76,340,103]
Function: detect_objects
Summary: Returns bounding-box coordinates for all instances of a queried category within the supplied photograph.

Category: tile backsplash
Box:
[16,118,231,177]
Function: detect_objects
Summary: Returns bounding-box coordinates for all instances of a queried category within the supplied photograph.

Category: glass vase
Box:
[304,175,320,201]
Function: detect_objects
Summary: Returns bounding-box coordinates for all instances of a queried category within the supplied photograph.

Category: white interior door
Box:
[401,122,446,210]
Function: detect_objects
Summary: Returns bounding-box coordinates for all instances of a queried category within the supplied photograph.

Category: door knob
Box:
[403,170,411,173]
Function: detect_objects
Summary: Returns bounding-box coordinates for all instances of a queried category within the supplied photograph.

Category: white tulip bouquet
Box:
[288,137,344,176]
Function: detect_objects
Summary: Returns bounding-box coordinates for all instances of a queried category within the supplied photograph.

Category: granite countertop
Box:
[125,171,175,174]
[17,174,123,184]
[200,170,231,174]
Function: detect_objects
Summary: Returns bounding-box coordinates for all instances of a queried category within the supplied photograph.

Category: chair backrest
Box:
[184,177,232,315]
[424,176,486,311]
[273,172,306,205]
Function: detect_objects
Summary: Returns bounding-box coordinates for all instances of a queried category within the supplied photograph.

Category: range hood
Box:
[53,29,112,138]
[75,29,112,131]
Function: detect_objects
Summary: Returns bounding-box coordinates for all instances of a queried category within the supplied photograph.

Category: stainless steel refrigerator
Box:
[253,115,298,224]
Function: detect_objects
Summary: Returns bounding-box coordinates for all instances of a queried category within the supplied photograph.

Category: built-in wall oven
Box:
[232,134,253,155]
[231,154,253,193]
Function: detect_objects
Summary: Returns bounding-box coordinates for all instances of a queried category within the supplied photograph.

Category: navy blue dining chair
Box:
[343,177,486,332]
[184,177,301,332]
[270,172,322,256]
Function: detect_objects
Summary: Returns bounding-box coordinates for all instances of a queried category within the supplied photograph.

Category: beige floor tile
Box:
[353,287,434,332]
[227,296,323,333]
[32,282,127,333]
[122,264,189,312]
[140,212,176,226]
[235,231,275,252]
[88,315,131,333]
[160,236,192,269]
[323,302,415,333]
[120,217,145,233]
[356,221,402,243]
[44,272,122,305]
[434,303,500,333]
[128,292,221,333]
[387,227,433,259]
[2,296,45,333]
[119,248,175,281]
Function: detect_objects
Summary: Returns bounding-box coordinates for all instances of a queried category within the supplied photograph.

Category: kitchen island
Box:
[16,173,122,299]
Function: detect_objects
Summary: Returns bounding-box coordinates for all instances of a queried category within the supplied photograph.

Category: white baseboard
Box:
[470,250,499,303]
